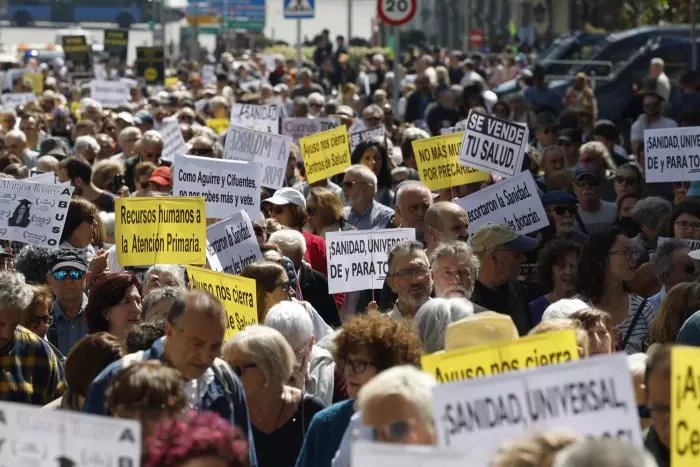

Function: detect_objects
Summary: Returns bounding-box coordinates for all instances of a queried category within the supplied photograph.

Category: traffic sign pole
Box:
[392,27,400,106]
[296,19,302,70]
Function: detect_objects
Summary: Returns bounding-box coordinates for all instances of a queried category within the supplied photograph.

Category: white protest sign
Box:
[459,110,528,178]
[1,92,35,109]
[206,210,263,274]
[658,236,700,251]
[456,170,548,237]
[350,125,386,151]
[432,354,642,467]
[326,228,416,293]
[223,124,292,190]
[173,154,260,221]
[644,127,700,183]
[351,441,468,467]
[0,179,73,248]
[119,77,138,88]
[201,64,216,84]
[0,400,141,467]
[230,102,280,134]
[262,54,277,72]
[281,117,340,142]
[26,171,59,185]
[238,79,264,93]
[440,127,457,135]
[90,80,130,109]
[159,117,187,163]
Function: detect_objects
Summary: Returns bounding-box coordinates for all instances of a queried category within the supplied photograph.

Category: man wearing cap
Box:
[630,90,677,155]
[542,190,588,244]
[470,223,540,335]
[572,166,616,234]
[147,166,172,194]
[134,110,154,133]
[45,250,90,356]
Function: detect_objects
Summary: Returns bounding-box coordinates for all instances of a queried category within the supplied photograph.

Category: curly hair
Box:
[85,273,141,333]
[20,285,54,329]
[492,429,579,467]
[535,239,580,292]
[143,410,249,467]
[14,244,52,284]
[333,313,422,371]
[576,227,625,304]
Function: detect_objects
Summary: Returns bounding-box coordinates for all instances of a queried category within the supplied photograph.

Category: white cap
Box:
[263,188,306,210]
[116,111,134,125]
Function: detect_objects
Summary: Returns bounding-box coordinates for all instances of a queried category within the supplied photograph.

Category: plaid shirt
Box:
[0,326,65,405]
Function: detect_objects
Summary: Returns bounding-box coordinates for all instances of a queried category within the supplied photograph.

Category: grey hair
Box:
[117,126,141,148]
[299,67,312,78]
[651,238,688,281]
[362,104,384,119]
[401,127,430,143]
[541,145,563,163]
[83,98,103,113]
[142,130,164,147]
[429,241,479,296]
[0,271,34,311]
[36,155,59,173]
[627,352,648,378]
[395,180,430,206]
[387,240,427,274]
[144,265,186,288]
[411,298,475,353]
[74,135,100,154]
[5,129,26,143]
[264,301,314,350]
[552,438,658,467]
[142,286,184,322]
[628,196,672,230]
[268,229,307,256]
[345,164,378,193]
[99,211,115,237]
[579,141,615,171]
[307,92,325,106]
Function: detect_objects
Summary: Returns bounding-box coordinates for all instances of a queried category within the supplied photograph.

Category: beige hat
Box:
[444,311,519,351]
[470,222,539,254]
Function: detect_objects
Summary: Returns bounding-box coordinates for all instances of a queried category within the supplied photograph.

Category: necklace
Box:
[253,387,288,430]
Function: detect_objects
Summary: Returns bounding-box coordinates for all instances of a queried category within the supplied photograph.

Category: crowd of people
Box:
[2,30,700,467]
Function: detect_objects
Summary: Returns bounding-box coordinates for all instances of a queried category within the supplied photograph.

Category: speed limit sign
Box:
[377,0,417,26]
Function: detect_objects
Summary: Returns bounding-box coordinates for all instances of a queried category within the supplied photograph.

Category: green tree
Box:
[620,0,700,28]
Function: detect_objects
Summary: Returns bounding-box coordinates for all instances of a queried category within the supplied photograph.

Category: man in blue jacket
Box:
[83,289,257,467]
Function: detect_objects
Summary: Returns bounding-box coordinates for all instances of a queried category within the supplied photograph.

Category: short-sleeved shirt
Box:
[577,200,617,234]
[630,115,677,144]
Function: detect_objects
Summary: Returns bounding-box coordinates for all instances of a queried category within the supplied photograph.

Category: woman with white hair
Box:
[411,297,475,354]
[223,325,326,467]
[142,265,185,295]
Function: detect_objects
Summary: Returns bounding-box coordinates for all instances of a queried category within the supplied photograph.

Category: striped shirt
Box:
[617,294,656,354]
[343,200,394,231]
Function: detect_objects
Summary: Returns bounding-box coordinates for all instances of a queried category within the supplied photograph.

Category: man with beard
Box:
[385,240,433,323]
[541,190,588,245]
[57,157,115,212]
[630,90,677,155]
[429,241,483,304]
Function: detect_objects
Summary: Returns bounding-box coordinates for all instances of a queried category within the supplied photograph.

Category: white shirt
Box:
[460,70,486,87]
[656,72,672,102]
[630,115,677,144]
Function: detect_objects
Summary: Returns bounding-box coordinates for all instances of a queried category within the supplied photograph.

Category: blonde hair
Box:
[528,318,590,357]
[91,159,124,190]
[492,429,579,467]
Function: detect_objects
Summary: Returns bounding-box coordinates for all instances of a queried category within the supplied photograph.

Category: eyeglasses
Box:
[338,357,377,374]
[342,180,364,190]
[574,178,599,188]
[608,247,642,260]
[550,205,577,216]
[32,315,53,327]
[389,266,431,280]
[615,175,637,186]
[233,363,258,377]
[274,279,293,293]
[675,220,700,231]
[51,268,85,281]
[370,419,417,442]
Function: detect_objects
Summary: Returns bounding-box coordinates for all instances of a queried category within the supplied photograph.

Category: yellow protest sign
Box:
[165,76,179,87]
[413,133,488,191]
[186,266,258,340]
[421,330,579,383]
[300,125,351,184]
[23,72,44,94]
[70,101,81,120]
[115,197,206,267]
[672,346,700,466]
[207,118,230,135]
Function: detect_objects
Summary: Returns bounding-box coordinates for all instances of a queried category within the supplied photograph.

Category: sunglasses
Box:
[52,268,85,281]
[268,205,286,215]
[274,279,293,293]
[32,315,53,327]
[575,178,599,188]
[191,147,214,156]
[615,176,637,185]
[342,180,361,190]
[370,420,415,442]
[233,363,258,377]
[551,205,577,216]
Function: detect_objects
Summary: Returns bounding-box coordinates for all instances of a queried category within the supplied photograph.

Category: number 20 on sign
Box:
[377,0,416,26]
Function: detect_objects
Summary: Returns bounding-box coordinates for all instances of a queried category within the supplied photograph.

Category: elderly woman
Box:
[20,285,54,339]
[529,240,581,325]
[628,196,672,255]
[411,297,475,354]
[570,307,614,355]
[305,187,354,238]
[142,286,185,322]
[223,325,326,467]
[85,273,142,344]
[351,140,394,208]
[143,265,185,296]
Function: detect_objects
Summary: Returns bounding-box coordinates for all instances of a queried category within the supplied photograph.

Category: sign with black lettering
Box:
[230,103,280,134]
[658,236,700,252]
[104,29,129,66]
[672,346,700,466]
[644,127,700,183]
[136,46,165,85]
[459,110,528,178]
[349,125,385,151]
[281,117,340,143]
[206,210,263,275]
[61,35,92,74]
[432,354,642,466]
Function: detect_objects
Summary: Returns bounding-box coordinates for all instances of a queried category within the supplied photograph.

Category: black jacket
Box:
[471,279,542,335]
[299,262,341,328]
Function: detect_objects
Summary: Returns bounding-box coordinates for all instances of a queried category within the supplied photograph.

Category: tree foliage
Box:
[620,0,700,28]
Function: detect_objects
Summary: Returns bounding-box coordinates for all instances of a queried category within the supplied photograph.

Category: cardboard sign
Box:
[223,124,292,190]
[206,210,263,274]
[422,330,579,383]
[230,103,280,134]
[104,29,129,66]
[281,117,340,142]
[299,125,352,184]
[672,346,700,467]
[456,170,548,237]
[644,127,700,183]
[61,35,92,73]
[159,118,187,163]
[136,46,165,85]
[115,197,206,267]
[26,171,60,185]
[0,400,141,467]
[432,354,643,466]
[459,110,528,178]
[349,125,385,151]
[207,118,230,135]
[351,441,467,467]
[1,92,35,109]
[201,64,216,85]
[90,80,130,109]
[326,228,416,293]
[186,266,257,340]
[413,133,489,191]
[657,236,700,251]
[23,72,43,94]
[173,154,260,221]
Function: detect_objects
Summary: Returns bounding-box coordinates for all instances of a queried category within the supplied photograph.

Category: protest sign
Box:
[326,228,416,293]
[281,117,340,142]
[230,103,280,134]
[115,197,206,267]
[456,170,548,237]
[658,236,700,251]
[23,72,43,94]
[136,46,165,85]
[644,127,700,183]
[0,400,141,467]
[238,79,264,93]
[104,29,129,66]
[349,125,385,151]
[207,118,230,135]
[422,330,579,383]
[159,118,187,163]
[300,125,351,184]
[201,64,216,85]
[26,171,59,185]
[186,266,257,340]
[440,127,457,135]
[1,92,35,109]
[223,124,292,190]
[173,154,260,221]
[672,346,700,467]
[206,210,263,274]
[459,110,528,178]
[432,354,642,466]
[61,35,92,73]
[90,80,130,109]
[0,179,73,248]
[351,441,468,467]
[413,133,489,191]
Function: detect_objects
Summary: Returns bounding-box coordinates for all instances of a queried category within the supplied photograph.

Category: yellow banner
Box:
[207,118,230,135]
[23,72,43,94]
[672,346,700,467]
[413,133,489,191]
[115,197,206,267]
[421,330,579,383]
[186,266,258,340]
[300,125,351,184]
[165,76,179,88]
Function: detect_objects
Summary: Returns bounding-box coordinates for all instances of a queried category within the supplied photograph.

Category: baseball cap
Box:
[541,190,577,207]
[593,120,619,141]
[573,167,600,182]
[47,250,88,274]
[330,105,355,119]
[147,166,172,186]
[470,222,539,253]
[134,110,154,126]
[116,111,135,125]
[444,312,519,351]
[263,188,306,210]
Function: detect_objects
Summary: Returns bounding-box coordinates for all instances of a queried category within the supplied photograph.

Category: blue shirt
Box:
[343,200,394,231]
[296,399,355,467]
[48,294,88,357]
